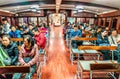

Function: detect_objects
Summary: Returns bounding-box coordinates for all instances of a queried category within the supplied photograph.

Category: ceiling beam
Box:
[56,0,62,13]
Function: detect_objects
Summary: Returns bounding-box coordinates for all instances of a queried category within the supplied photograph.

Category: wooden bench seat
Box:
[11,38,23,42]
[76,60,120,79]
[78,46,117,60]
[0,66,30,74]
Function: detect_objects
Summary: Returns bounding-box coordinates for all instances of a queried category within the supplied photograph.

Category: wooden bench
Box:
[70,49,102,65]
[75,37,97,41]
[78,46,117,50]
[70,37,97,47]
[90,63,120,79]
[78,46,117,60]
[70,37,98,65]
[0,66,30,74]
[77,60,119,79]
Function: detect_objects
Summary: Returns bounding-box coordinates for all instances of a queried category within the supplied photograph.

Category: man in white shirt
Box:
[108,29,120,46]
[2,18,11,34]
[108,29,120,60]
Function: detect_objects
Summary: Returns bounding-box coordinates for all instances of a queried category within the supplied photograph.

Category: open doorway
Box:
[49,13,65,26]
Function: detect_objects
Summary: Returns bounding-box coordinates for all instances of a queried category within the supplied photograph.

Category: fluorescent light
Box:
[78,9,83,12]
[31,9,37,12]
[73,10,77,13]
[31,5,39,9]
[4,10,10,12]
[76,6,84,9]
[37,11,41,13]
[96,9,99,11]
[102,10,117,14]
[0,9,13,14]
[98,10,117,15]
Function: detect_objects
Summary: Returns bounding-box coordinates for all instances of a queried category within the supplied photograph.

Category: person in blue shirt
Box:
[64,22,73,40]
[9,26,21,38]
[97,29,110,60]
[97,29,110,46]
[70,25,82,48]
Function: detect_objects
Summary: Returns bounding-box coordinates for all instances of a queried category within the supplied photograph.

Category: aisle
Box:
[41,26,76,79]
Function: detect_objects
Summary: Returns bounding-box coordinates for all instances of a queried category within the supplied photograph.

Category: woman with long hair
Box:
[13,35,39,79]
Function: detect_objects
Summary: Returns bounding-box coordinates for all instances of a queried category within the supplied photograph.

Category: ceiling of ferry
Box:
[0,0,120,14]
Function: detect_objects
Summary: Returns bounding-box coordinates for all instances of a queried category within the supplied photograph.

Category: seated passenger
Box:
[92,27,102,37]
[97,29,110,60]
[39,25,48,38]
[2,18,11,34]
[105,27,111,36]
[33,28,46,53]
[9,26,21,38]
[85,24,95,34]
[22,24,34,37]
[13,35,39,79]
[70,25,82,48]
[108,29,120,46]
[0,35,19,79]
[108,29,120,60]
[1,35,19,65]
[63,22,73,40]
[97,29,109,46]
[0,24,3,36]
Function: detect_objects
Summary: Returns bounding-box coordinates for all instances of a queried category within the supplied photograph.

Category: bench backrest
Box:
[0,66,30,74]
[90,63,120,72]
[72,37,97,41]
[78,46,117,50]
[11,38,23,42]
[76,37,97,41]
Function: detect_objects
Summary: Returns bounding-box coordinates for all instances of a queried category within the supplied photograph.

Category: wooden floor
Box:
[34,25,76,79]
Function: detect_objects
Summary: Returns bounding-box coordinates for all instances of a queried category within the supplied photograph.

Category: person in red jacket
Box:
[33,28,46,53]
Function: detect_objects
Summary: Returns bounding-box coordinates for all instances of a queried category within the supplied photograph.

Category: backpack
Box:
[0,47,11,66]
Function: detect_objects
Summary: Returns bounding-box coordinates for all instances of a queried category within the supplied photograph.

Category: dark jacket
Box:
[1,42,19,65]
[97,34,110,46]
[22,29,34,37]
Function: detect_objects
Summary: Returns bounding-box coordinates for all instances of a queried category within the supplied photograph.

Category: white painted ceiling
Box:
[0,0,119,14]
[64,0,120,9]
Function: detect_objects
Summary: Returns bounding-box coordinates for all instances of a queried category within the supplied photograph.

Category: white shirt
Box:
[108,34,120,46]
[2,23,11,34]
